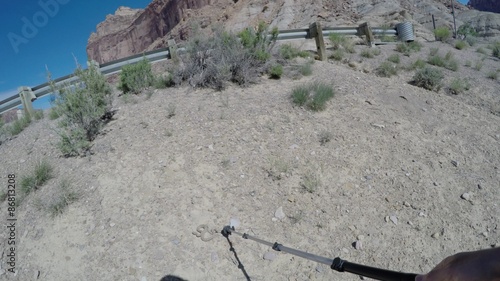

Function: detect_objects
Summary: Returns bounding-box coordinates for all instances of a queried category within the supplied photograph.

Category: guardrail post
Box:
[358,22,375,47]
[18,87,37,118]
[309,22,326,61]
[168,39,178,60]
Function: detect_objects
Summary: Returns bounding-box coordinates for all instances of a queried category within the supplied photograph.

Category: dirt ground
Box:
[0,39,499,281]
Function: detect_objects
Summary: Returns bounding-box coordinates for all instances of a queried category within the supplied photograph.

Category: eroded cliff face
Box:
[86,0,211,64]
[468,0,500,14]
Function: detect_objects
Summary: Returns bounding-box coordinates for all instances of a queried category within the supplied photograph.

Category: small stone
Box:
[384,216,390,222]
[451,160,458,167]
[310,151,316,155]
[110,223,115,227]
[403,201,411,207]
[431,232,440,238]
[274,207,286,220]
[263,252,277,261]
[461,192,473,201]
[34,270,40,279]
[342,248,349,254]
[141,277,147,281]
[208,144,214,151]
[230,218,240,228]
[418,212,426,217]
[289,144,299,149]
[390,215,398,225]
[371,123,385,129]
[287,196,295,203]
[316,265,324,273]
[408,221,414,226]
[354,240,363,250]
[357,235,365,240]
[482,232,488,237]
[211,252,219,263]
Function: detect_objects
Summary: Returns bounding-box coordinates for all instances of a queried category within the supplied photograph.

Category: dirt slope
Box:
[1,41,499,280]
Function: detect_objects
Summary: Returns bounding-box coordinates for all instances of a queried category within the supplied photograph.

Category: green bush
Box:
[48,108,61,120]
[434,27,451,42]
[448,78,470,95]
[412,66,444,91]
[387,54,400,64]
[329,33,355,53]
[361,49,374,58]
[455,40,467,50]
[427,51,458,71]
[493,42,500,58]
[465,36,477,47]
[429,47,439,56]
[487,71,498,80]
[330,49,344,61]
[476,47,487,55]
[176,23,276,90]
[119,57,155,94]
[269,64,283,79]
[408,59,426,70]
[457,23,477,38]
[154,74,174,89]
[47,179,78,216]
[474,60,483,71]
[291,82,335,111]
[376,61,398,77]
[20,159,53,195]
[50,63,112,156]
[280,44,309,59]
[299,62,313,76]
[464,60,471,67]
[395,41,422,56]
[8,115,31,136]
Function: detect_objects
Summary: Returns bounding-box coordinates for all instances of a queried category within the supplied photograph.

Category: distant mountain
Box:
[468,0,500,13]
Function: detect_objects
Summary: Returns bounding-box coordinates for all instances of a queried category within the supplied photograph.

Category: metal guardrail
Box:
[0,24,402,115]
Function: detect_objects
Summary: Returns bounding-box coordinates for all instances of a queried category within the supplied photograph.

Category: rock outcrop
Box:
[87,0,212,64]
[468,0,500,14]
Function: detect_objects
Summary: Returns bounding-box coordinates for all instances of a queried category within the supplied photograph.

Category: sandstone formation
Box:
[468,0,500,14]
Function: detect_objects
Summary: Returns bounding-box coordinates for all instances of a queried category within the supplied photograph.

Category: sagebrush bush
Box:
[395,41,422,56]
[493,42,500,58]
[33,110,44,120]
[7,115,31,136]
[291,82,334,111]
[376,61,398,77]
[387,54,400,64]
[361,49,374,58]
[487,71,498,80]
[434,27,451,42]
[119,57,155,94]
[330,49,344,61]
[429,47,439,56]
[329,33,355,53]
[408,59,426,70]
[175,23,277,90]
[448,78,470,95]
[50,63,112,156]
[427,51,458,71]
[269,64,283,79]
[280,44,309,59]
[457,23,477,38]
[154,73,174,89]
[476,47,487,55]
[412,66,444,91]
[47,179,78,216]
[455,40,467,50]
[474,60,483,71]
[299,62,313,76]
[20,159,53,195]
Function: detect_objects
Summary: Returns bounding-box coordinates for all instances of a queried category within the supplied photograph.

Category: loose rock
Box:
[390,215,398,225]
[274,207,286,220]
[431,232,440,239]
[263,252,277,261]
[461,192,473,202]
[354,240,363,250]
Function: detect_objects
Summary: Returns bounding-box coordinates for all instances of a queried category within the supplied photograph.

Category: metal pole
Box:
[451,0,457,38]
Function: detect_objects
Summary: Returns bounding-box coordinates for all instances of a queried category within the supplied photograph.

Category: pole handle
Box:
[332,257,417,281]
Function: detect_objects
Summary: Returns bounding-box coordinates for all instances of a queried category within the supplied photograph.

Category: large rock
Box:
[86,0,212,64]
[468,0,500,14]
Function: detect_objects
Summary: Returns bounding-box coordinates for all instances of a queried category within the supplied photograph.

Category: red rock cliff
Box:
[87,0,211,64]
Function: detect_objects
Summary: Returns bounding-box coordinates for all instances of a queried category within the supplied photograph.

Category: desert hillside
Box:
[1,33,499,280]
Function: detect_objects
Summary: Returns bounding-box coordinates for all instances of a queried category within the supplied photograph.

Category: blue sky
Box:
[0,0,152,110]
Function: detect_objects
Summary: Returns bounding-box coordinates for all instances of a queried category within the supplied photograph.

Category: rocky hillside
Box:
[86,0,500,64]
[469,0,500,14]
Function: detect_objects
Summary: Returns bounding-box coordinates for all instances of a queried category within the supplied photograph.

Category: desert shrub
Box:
[280,44,309,59]
[20,159,53,195]
[464,60,471,67]
[376,61,398,77]
[269,64,283,79]
[301,171,321,193]
[474,60,483,71]
[48,108,61,120]
[457,23,477,38]
[487,71,498,80]
[427,55,445,67]
[361,49,374,58]
[412,67,443,91]
[476,47,487,55]
[291,82,334,111]
[427,51,458,71]
[387,54,400,64]
[395,41,422,56]
[7,115,31,136]
[299,62,313,76]
[465,36,477,46]
[448,78,470,95]
[493,42,500,58]
[119,57,154,94]
[154,73,174,89]
[47,179,78,216]
[291,86,309,106]
[455,40,467,50]
[319,130,332,145]
[329,33,355,53]
[434,27,451,42]
[330,49,344,61]
[176,24,277,90]
[408,59,426,70]
[429,47,439,56]
[50,63,113,156]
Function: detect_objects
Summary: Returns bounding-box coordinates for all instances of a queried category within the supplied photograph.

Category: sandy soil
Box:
[0,40,499,281]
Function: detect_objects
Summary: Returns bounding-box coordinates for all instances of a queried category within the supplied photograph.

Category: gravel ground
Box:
[0,40,499,281]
